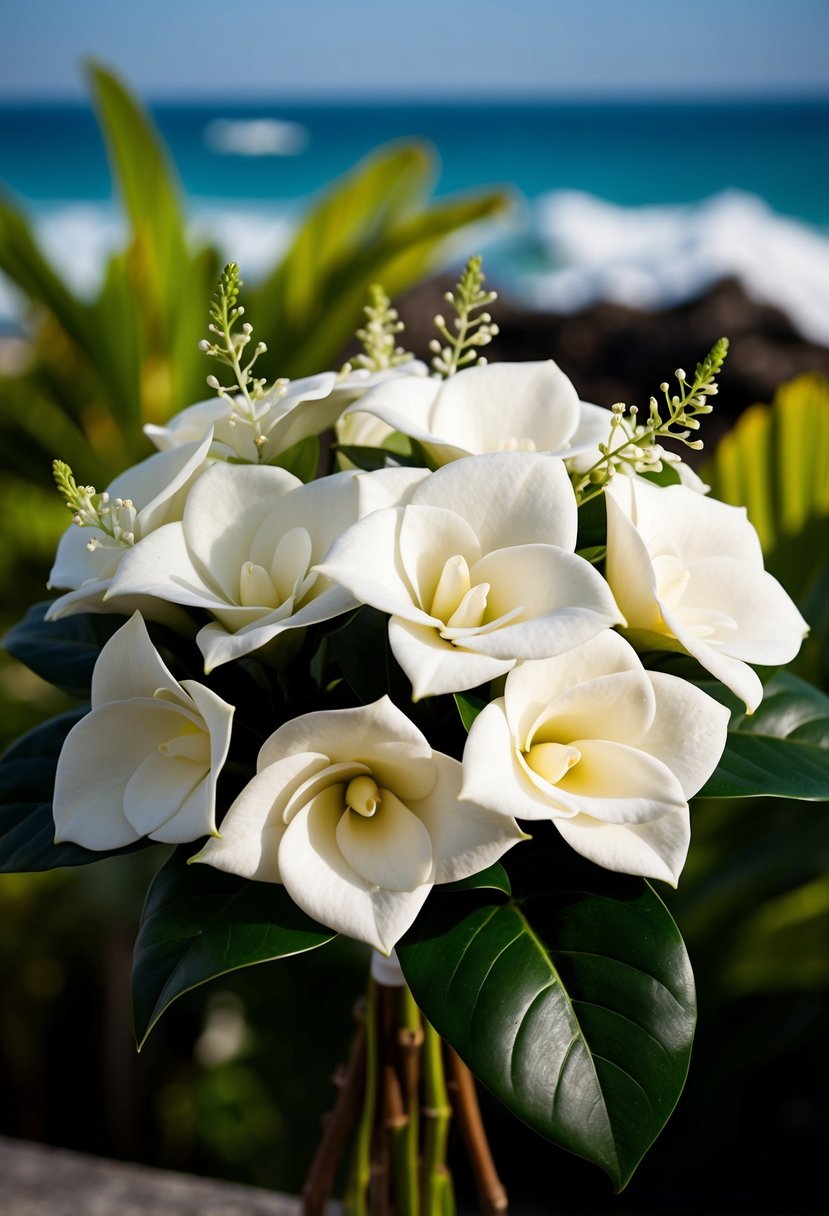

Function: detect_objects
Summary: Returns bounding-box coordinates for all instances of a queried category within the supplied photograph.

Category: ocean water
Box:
[1,99,828,339]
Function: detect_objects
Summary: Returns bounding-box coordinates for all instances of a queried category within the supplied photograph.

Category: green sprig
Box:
[200,263,282,457]
[52,459,137,550]
[430,256,499,377]
[349,284,414,373]
[574,337,729,505]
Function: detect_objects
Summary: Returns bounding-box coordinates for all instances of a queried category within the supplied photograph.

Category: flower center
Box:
[157,718,210,764]
[345,775,381,818]
[238,527,318,610]
[239,562,281,608]
[429,554,490,637]
[649,535,738,640]
[524,742,581,785]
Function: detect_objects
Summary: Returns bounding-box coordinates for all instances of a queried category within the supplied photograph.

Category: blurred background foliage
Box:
[1,63,828,1215]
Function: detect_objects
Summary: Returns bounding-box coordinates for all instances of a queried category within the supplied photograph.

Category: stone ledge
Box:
[0,1136,303,1216]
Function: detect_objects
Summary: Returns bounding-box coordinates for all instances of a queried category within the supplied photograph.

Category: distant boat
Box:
[204,118,309,157]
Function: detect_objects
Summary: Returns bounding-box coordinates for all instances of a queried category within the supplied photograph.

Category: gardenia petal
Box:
[321,452,622,698]
[54,700,187,849]
[110,462,363,670]
[335,789,434,891]
[53,613,233,850]
[348,361,579,466]
[257,697,435,800]
[194,697,523,952]
[554,810,690,887]
[407,451,578,553]
[146,372,339,462]
[91,610,182,706]
[413,752,528,883]
[123,748,209,841]
[183,462,303,602]
[503,625,651,744]
[47,433,212,619]
[388,617,516,701]
[605,476,808,709]
[280,788,433,953]
[460,632,728,884]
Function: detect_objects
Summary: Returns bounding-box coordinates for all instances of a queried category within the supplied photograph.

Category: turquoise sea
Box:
[1,99,828,338]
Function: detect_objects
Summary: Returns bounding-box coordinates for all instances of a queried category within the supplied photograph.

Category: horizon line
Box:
[2,88,829,107]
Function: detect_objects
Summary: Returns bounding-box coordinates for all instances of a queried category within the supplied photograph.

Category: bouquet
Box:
[1,257,819,1213]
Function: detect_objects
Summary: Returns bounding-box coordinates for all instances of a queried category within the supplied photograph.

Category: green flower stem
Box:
[436,1169,457,1216]
[386,1068,415,1216]
[421,1019,455,1216]
[397,986,423,1216]
[346,977,379,1216]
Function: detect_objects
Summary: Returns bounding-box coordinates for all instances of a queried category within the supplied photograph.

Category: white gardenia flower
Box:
[605,476,809,711]
[461,630,730,885]
[106,461,366,672]
[53,613,234,850]
[193,696,525,953]
[343,360,581,467]
[145,372,339,463]
[335,361,430,467]
[318,452,623,699]
[47,432,213,621]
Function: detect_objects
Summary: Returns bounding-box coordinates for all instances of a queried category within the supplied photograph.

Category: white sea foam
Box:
[2,189,829,349]
[524,189,829,346]
[204,118,309,157]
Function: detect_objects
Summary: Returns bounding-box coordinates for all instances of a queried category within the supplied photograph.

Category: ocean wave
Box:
[204,118,309,157]
[3,190,829,349]
[523,189,829,346]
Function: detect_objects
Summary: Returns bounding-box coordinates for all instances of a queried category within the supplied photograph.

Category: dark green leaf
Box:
[0,190,93,357]
[0,709,150,872]
[453,691,487,732]
[334,445,396,472]
[574,545,607,565]
[3,602,125,698]
[335,444,426,472]
[270,435,320,483]
[132,850,336,1046]
[328,606,408,705]
[441,861,511,896]
[86,61,187,320]
[398,846,695,1190]
[698,672,829,799]
[575,492,607,552]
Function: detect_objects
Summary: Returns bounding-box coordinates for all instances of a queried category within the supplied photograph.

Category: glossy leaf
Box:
[453,691,487,732]
[329,606,399,704]
[132,850,336,1046]
[0,708,150,871]
[270,435,320,483]
[3,602,124,698]
[698,672,829,800]
[441,861,511,896]
[398,845,695,1190]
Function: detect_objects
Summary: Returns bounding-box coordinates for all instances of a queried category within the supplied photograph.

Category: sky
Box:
[2,0,828,100]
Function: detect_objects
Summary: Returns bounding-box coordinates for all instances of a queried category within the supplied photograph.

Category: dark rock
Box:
[393,275,829,457]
